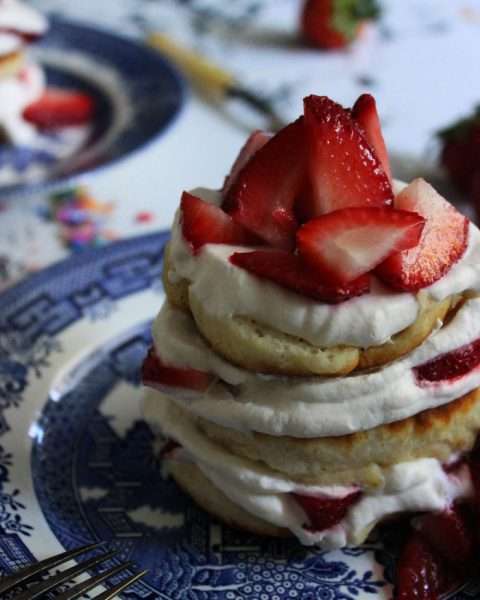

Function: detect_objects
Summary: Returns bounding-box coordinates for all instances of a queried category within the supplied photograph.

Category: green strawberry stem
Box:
[332,0,381,41]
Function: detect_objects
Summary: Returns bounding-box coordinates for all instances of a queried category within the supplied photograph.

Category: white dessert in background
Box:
[0,0,47,144]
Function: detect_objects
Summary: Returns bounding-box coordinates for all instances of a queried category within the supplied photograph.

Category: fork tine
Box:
[54,561,134,600]
[13,550,118,600]
[92,569,148,600]
[0,542,103,596]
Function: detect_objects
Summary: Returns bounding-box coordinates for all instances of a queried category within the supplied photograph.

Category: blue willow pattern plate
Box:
[0,233,478,599]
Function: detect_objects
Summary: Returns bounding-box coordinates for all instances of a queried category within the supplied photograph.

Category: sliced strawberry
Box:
[376,178,469,291]
[293,490,362,532]
[181,191,257,254]
[352,93,392,183]
[394,533,443,600]
[230,249,370,302]
[142,348,212,392]
[222,130,272,197]
[23,88,95,128]
[0,28,43,43]
[414,338,480,384]
[297,207,424,285]
[225,118,305,250]
[415,506,475,570]
[159,439,181,459]
[303,95,393,217]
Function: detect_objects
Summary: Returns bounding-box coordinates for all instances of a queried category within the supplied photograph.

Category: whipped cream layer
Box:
[0,0,48,38]
[0,31,21,55]
[0,61,44,143]
[167,186,480,349]
[145,394,473,548]
[152,297,480,437]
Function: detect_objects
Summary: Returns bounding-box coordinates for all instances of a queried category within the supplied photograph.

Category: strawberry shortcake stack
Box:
[143,94,480,596]
[0,0,48,144]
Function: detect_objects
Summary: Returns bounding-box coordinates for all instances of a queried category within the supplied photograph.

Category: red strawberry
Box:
[414,338,480,384]
[181,191,257,254]
[142,348,212,392]
[352,93,392,183]
[415,506,475,570]
[300,0,380,50]
[0,28,43,43]
[376,178,469,291]
[394,533,443,600]
[293,490,362,532]
[222,130,272,197]
[225,118,305,250]
[23,88,95,128]
[230,249,370,302]
[159,439,181,459]
[297,207,424,285]
[303,95,393,217]
[438,106,480,194]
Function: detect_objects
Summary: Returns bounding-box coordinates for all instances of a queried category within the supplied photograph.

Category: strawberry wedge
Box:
[377,178,469,291]
[222,130,272,197]
[23,88,95,128]
[293,491,362,532]
[142,348,212,392]
[225,118,305,250]
[352,93,392,183]
[181,191,257,254]
[304,95,393,216]
[230,249,370,302]
[297,207,424,285]
[394,533,444,600]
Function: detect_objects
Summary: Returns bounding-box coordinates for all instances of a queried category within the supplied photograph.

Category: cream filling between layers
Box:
[152,298,480,437]
[145,394,473,548]
[0,61,44,143]
[167,186,480,349]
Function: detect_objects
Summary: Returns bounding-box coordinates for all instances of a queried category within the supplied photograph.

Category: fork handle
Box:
[148,32,235,98]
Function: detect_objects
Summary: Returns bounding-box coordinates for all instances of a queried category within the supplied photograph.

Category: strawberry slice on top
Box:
[352,93,392,183]
[224,118,305,250]
[303,95,393,216]
[297,206,424,285]
[23,88,95,129]
[222,130,272,197]
[181,191,258,254]
[230,249,370,303]
[376,178,469,291]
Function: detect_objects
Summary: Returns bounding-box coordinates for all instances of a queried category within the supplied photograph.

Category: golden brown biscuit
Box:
[0,50,24,79]
[197,387,480,487]
[163,243,459,376]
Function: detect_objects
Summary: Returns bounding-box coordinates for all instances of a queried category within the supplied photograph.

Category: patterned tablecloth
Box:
[1,0,480,289]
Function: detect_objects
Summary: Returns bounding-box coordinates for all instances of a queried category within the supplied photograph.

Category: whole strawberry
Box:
[438,106,480,195]
[300,0,380,50]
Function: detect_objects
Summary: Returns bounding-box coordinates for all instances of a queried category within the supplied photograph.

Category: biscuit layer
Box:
[197,387,480,487]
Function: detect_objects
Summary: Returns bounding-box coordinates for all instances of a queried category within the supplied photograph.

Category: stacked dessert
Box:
[143,94,480,596]
[0,0,47,144]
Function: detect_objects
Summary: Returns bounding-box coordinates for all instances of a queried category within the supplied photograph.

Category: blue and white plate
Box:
[0,234,478,599]
[0,17,184,197]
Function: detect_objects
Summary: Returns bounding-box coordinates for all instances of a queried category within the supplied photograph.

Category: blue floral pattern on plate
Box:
[0,233,478,598]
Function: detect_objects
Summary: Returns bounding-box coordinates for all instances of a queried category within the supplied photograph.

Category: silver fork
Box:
[0,542,147,600]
